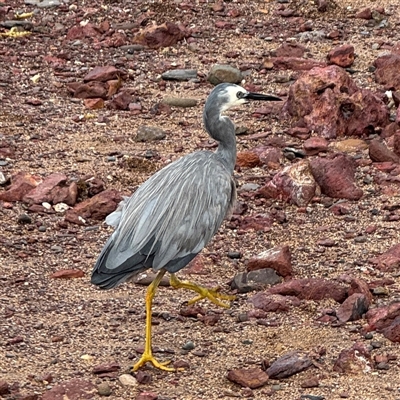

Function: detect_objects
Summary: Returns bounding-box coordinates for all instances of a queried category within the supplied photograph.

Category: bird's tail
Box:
[90,237,148,290]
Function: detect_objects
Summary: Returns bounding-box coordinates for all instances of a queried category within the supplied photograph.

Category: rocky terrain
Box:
[1,0,400,399]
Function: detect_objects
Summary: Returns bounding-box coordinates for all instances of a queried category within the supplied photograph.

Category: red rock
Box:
[272,57,326,71]
[42,379,97,400]
[348,278,373,304]
[257,160,316,207]
[67,81,108,99]
[303,136,328,155]
[269,278,347,303]
[52,182,78,206]
[108,91,134,110]
[65,189,122,224]
[333,343,372,373]
[288,126,311,140]
[84,66,122,82]
[381,316,400,342]
[107,79,122,98]
[136,392,158,400]
[215,21,235,29]
[396,106,400,125]
[366,302,400,331]
[92,362,121,374]
[356,7,372,19]
[0,381,10,395]
[66,23,101,40]
[0,172,41,202]
[258,147,282,166]
[267,352,312,379]
[238,214,275,231]
[50,269,85,279]
[309,154,363,200]
[336,293,370,323]
[374,53,400,90]
[247,245,292,277]
[133,22,189,49]
[274,43,305,58]
[284,65,389,138]
[369,139,400,163]
[327,45,355,67]
[301,377,319,388]
[250,293,300,312]
[227,368,269,388]
[84,98,104,109]
[393,131,400,157]
[369,243,400,271]
[0,146,15,158]
[236,151,261,168]
[22,173,67,205]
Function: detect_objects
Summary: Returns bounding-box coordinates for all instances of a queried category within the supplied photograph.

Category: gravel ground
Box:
[1,0,400,399]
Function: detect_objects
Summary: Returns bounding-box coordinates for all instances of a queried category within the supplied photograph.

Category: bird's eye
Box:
[236,91,245,99]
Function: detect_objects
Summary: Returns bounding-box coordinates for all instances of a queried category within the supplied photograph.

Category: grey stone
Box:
[161,69,198,81]
[24,0,40,4]
[231,269,282,293]
[98,382,112,396]
[162,97,198,108]
[37,0,61,8]
[135,126,166,142]
[208,64,243,85]
[0,172,7,185]
[2,20,34,29]
[267,351,312,379]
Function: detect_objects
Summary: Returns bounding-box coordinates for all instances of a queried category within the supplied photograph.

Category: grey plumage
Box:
[91,83,281,289]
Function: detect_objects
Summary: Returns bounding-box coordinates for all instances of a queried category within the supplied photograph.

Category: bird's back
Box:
[91,151,236,289]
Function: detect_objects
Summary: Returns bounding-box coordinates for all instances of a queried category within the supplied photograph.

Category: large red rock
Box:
[50,269,85,279]
[309,154,363,200]
[236,151,261,168]
[66,23,101,40]
[257,160,317,206]
[374,53,400,90]
[42,379,96,400]
[336,293,370,323]
[327,45,355,67]
[84,66,122,82]
[303,136,328,155]
[274,43,305,58]
[247,245,292,277]
[268,278,347,303]
[22,173,77,206]
[369,243,400,271]
[133,22,190,49]
[369,139,400,163]
[0,172,41,202]
[366,302,400,332]
[227,368,269,388]
[333,343,373,373]
[284,65,389,138]
[67,81,108,99]
[65,189,122,224]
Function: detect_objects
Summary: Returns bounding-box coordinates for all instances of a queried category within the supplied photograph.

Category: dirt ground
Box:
[1,0,400,399]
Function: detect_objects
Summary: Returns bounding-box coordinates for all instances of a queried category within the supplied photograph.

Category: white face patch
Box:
[219,84,248,112]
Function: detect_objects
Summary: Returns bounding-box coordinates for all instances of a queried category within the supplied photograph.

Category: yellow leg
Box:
[133,270,175,372]
[169,273,235,308]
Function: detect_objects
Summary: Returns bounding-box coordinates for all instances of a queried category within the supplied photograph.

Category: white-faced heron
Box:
[91,83,282,371]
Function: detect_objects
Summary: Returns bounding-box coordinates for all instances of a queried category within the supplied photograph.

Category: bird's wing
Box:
[103,151,235,274]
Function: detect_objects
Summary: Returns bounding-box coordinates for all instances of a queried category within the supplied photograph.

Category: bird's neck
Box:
[204,109,237,174]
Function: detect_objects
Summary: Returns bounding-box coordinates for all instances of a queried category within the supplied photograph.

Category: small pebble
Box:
[376,362,390,370]
[227,251,241,259]
[38,226,47,232]
[182,341,195,351]
[18,214,32,224]
[371,341,382,349]
[97,382,112,396]
[364,332,373,340]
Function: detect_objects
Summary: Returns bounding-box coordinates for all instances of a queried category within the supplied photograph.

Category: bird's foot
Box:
[169,274,235,308]
[187,287,236,308]
[133,352,176,372]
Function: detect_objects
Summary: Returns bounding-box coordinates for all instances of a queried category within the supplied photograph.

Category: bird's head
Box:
[208,83,282,113]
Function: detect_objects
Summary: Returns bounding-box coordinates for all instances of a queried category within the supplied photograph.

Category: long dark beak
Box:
[244,92,282,101]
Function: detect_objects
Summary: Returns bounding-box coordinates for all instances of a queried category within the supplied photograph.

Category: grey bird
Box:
[91,83,282,371]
